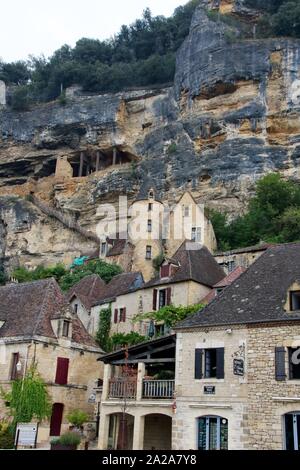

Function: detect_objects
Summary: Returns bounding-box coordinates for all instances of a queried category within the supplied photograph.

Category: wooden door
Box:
[50,403,64,436]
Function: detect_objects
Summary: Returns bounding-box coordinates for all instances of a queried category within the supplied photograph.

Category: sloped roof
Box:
[67,274,106,310]
[92,272,144,306]
[0,278,99,348]
[214,266,246,288]
[201,266,246,304]
[214,243,272,257]
[106,239,131,257]
[144,241,225,288]
[176,243,300,329]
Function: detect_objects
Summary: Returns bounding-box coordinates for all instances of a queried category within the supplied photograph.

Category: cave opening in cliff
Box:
[69,147,137,177]
[198,82,238,100]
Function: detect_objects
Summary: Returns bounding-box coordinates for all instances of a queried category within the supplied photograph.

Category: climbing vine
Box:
[96,306,112,352]
[134,303,204,329]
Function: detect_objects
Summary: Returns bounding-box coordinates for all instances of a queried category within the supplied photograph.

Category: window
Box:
[195,348,225,379]
[191,227,201,243]
[204,349,217,378]
[62,321,70,338]
[119,308,126,323]
[101,242,107,256]
[74,304,78,314]
[198,416,228,450]
[55,358,69,385]
[183,205,190,217]
[216,288,224,295]
[114,308,126,323]
[149,190,154,199]
[146,245,152,260]
[148,203,153,211]
[10,353,19,380]
[285,413,300,450]
[147,220,152,233]
[159,289,166,309]
[227,261,236,273]
[290,291,300,311]
[289,347,300,379]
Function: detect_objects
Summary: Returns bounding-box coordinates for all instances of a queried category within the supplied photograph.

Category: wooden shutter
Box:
[114,309,118,324]
[195,349,203,379]
[160,265,170,278]
[122,308,127,322]
[166,287,172,306]
[275,347,286,381]
[153,289,158,311]
[55,357,69,385]
[216,348,225,379]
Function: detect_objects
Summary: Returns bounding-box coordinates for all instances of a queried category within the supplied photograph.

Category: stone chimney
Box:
[0,81,6,106]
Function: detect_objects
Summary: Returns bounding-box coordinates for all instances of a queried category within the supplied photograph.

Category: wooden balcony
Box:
[109,378,137,399]
[142,379,175,399]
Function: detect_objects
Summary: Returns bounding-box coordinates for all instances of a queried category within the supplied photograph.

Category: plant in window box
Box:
[66,409,89,434]
[50,431,81,450]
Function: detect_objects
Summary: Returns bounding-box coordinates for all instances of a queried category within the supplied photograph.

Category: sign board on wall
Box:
[233,358,244,376]
[15,423,38,448]
[204,386,215,395]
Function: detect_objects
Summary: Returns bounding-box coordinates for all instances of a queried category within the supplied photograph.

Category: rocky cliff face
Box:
[1,2,300,272]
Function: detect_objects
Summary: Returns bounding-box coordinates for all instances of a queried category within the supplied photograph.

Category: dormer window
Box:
[74,304,78,314]
[290,291,300,311]
[62,321,70,338]
[148,190,154,200]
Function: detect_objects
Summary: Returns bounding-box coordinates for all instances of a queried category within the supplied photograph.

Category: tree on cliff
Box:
[210,173,300,251]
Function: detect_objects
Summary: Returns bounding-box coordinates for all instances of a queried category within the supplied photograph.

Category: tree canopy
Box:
[0,1,201,104]
[209,173,300,251]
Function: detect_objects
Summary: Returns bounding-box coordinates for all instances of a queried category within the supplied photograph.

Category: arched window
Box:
[198,416,228,450]
[284,412,300,450]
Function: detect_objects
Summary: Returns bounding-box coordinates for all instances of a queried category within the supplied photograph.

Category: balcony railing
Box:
[142,379,175,399]
[109,378,137,399]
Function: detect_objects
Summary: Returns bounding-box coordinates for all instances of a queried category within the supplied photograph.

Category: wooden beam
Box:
[110,358,175,365]
[113,147,117,165]
[79,152,84,177]
[96,151,100,172]
[132,344,175,359]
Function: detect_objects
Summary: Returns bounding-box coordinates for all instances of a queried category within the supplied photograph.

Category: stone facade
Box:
[214,245,269,274]
[173,327,248,450]
[0,338,102,445]
[245,323,300,450]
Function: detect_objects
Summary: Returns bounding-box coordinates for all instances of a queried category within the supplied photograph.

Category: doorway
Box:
[50,403,64,436]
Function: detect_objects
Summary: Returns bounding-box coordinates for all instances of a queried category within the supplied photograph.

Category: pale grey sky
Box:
[0,0,186,62]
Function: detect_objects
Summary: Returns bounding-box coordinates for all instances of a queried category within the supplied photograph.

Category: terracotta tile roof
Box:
[0,278,99,348]
[214,266,246,288]
[176,243,300,329]
[201,267,246,304]
[92,272,144,306]
[67,274,106,310]
[144,241,225,288]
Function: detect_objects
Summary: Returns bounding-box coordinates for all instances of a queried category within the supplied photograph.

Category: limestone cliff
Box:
[1,2,300,272]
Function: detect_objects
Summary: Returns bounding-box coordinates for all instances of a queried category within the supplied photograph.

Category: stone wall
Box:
[245,323,300,450]
[0,339,102,444]
[173,327,248,450]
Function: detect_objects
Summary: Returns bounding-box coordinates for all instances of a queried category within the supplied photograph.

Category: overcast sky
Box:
[0,0,186,62]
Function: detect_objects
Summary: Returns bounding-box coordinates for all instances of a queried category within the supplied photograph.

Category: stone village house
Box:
[90,241,225,338]
[0,278,103,447]
[97,243,300,450]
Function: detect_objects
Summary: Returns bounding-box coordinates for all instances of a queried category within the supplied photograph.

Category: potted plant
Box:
[50,431,81,450]
[66,409,89,434]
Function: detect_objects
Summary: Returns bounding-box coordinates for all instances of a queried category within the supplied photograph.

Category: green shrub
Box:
[54,431,81,447]
[11,86,30,111]
[67,410,89,428]
[0,419,14,449]
[110,332,147,350]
